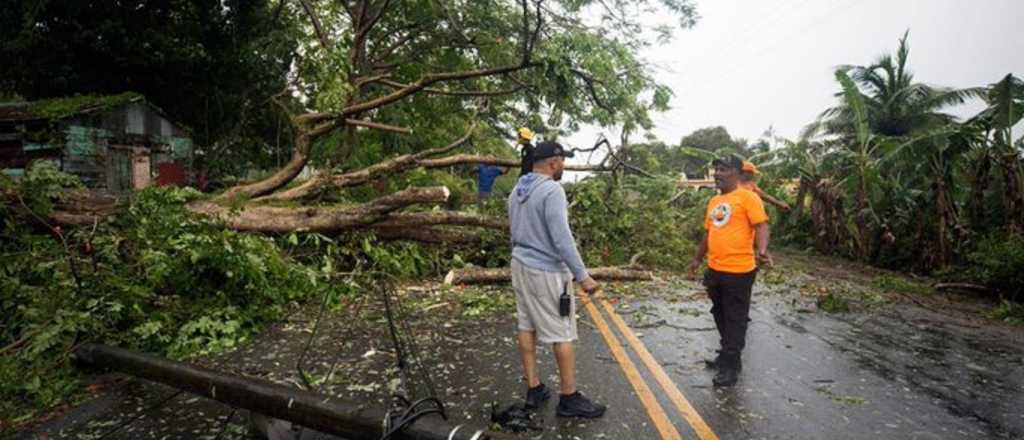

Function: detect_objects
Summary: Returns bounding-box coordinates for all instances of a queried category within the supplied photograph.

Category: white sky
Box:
[563,0,1024,168]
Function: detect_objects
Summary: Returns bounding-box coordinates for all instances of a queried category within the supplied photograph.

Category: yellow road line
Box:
[599,298,721,440]
[580,294,682,440]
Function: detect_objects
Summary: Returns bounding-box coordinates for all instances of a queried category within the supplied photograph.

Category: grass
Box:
[871,274,933,296]
[817,292,851,313]
[987,301,1024,325]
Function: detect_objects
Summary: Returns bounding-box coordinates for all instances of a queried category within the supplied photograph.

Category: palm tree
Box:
[812,31,983,139]
[799,32,986,265]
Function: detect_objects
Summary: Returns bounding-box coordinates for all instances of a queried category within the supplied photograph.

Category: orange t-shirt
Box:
[704,188,769,273]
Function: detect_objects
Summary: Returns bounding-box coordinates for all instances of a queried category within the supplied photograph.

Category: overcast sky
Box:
[564,0,1024,162]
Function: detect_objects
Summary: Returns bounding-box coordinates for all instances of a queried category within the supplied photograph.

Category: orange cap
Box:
[742,160,759,174]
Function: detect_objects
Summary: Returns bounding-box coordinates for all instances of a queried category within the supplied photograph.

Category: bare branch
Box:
[353,73,391,88]
[370,24,424,64]
[191,187,451,233]
[214,118,338,201]
[344,118,412,134]
[375,79,524,97]
[418,154,610,172]
[361,0,393,35]
[340,63,536,117]
[298,0,546,121]
[298,0,333,51]
[572,69,613,112]
[254,121,478,202]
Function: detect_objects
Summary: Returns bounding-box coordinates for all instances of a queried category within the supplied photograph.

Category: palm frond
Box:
[835,69,870,145]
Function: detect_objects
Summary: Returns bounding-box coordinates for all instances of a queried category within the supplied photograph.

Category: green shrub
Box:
[987,301,1024,325]
[964,233,1024,302]
[568,175,703,271]
[817,292,851,313]
[0,174,325,424]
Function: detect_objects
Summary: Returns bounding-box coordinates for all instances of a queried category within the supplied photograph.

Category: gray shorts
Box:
[511,258,577,343]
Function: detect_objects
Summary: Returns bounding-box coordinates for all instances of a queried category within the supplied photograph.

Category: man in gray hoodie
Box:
[507,141,605,418]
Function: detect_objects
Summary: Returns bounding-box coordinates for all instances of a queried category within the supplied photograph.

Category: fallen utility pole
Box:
[74,343,502,440]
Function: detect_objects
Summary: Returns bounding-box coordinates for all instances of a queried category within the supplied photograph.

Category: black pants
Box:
[704,268,757,360]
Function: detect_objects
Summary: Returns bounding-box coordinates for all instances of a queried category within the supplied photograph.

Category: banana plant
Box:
[833,69,890,259]
[969,74,1024,231]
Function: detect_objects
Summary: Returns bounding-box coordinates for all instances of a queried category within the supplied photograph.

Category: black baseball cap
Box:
[711,156,743,171]
[532,141,575,160]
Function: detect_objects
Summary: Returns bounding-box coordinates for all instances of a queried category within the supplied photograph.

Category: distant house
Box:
[0,92,193,192]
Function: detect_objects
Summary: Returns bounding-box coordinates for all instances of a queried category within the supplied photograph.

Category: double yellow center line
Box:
[580,291,719,440]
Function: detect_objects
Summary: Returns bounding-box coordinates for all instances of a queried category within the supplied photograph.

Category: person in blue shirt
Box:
[507,141,604,418]
[476,164,507,208]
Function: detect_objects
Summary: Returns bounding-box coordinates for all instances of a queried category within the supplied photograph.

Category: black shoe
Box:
[712,367,739,387]
[556,392,606,418]
[524,383,551,409]
[712,353,741,387]
[703,355,722,370]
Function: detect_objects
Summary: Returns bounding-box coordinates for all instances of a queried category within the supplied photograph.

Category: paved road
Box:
[21,258,1024,439]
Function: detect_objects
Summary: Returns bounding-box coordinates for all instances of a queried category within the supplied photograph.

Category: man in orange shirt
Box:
[688,156,772,387]
[740,161,790,211]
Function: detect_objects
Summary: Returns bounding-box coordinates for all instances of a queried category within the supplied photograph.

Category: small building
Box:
[0,92,193,192]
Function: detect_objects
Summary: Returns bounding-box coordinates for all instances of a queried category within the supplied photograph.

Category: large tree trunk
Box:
[187,187,451,233]
[48,190,123,226]
[30,187,506,242]
[444,266,655,285]
[213,127,319,202]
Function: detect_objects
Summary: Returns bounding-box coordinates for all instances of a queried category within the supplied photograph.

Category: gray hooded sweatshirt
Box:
[507,173,589,281]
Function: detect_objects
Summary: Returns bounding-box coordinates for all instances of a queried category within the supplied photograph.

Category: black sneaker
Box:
[524,383,551,409]
[556,392,606,418]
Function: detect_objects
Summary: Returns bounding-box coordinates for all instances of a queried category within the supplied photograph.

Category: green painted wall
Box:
[63,125,113,187]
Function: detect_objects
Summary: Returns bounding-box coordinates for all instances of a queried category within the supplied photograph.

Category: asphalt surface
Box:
[18,255,1024,440]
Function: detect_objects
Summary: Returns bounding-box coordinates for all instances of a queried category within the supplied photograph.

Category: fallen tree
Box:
[444,266,655,285]
[187,187,453,233]
[14,0,692,245]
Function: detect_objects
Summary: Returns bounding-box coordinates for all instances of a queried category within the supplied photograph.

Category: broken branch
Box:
[254,122,476,202]
[189,187,450,233]
[444,266,655,285]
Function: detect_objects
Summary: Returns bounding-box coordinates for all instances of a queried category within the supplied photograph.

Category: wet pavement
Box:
[17,252,1024,440]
